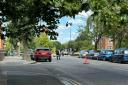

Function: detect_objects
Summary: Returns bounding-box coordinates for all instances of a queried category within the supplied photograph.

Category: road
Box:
[1,55,128,85]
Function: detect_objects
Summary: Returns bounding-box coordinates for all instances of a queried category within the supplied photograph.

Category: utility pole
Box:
[66,22,72,55]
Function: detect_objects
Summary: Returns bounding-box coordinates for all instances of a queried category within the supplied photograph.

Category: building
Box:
[98,36,113,50]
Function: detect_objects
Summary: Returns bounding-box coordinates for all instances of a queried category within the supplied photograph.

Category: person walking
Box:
[56,49,61,60]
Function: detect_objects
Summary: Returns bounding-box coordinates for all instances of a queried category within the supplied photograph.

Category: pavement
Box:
[0,56,36,65]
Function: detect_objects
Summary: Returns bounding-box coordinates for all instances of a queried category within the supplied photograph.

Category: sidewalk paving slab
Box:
[0,56,36,65]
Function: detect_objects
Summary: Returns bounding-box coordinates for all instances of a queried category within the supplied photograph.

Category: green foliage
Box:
[1,0,89,44]
[0,0,90,60]
[53,41,62,50]
[57,0,128,50]
[34,32,53,48]
[5,37,11,52]
[85,0,128,49]
[74,40,94,51]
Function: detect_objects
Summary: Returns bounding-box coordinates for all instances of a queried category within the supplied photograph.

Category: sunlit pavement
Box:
[1,55,128,85]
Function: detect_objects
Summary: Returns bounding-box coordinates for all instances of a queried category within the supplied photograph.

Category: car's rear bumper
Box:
[34,55,51,59]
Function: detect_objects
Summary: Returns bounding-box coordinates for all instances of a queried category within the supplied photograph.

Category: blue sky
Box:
[56,10,93,44]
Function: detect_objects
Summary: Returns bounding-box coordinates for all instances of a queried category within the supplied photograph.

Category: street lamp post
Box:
[66,22,72,54]
[70,25,71,42]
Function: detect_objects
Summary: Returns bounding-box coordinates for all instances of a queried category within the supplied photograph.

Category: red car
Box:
[34,48,52,62]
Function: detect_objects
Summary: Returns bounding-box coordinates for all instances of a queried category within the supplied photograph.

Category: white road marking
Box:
[59,77,82,85]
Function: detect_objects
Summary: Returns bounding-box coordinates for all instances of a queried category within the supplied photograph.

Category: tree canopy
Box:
[63,0,128,51]
[0,0,90,60]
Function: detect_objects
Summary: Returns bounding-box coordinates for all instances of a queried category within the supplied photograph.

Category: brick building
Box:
[98,36,113,50]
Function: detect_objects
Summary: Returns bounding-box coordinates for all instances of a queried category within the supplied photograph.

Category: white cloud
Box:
[72,32,78,35]
[77,10,93,18]
[67,10,93,25]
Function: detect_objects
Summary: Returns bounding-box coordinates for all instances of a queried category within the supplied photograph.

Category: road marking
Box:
[59,77,81,85]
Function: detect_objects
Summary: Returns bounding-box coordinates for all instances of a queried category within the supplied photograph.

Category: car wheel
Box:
[113,58,119,63]
[103,57,106,61]
[119,59,124,64]
[109,58,112,62]
[48,58,52,62]
[35,58,39,62]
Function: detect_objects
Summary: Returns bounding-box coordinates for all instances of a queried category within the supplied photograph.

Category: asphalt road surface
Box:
[1,55,128,85]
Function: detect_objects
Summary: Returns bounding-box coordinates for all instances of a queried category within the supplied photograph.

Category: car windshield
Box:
[101,50,113,54]
[88,50,95,54]
[114,50,124,54]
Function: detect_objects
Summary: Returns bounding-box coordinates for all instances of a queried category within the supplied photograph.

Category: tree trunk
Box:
[94,34,102,51]
[118,37,123,48]
[15,46,19,56]
[113,38,116,50]
[22,39,31,61]
[117,31,124,48]
[94,40,98,51]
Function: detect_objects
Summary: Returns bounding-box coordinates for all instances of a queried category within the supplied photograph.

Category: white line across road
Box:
[59,77,82,85]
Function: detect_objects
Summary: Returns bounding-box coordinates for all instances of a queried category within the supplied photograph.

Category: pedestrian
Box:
[56,49,61,60]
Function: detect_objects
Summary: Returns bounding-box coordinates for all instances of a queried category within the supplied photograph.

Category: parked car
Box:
[87,50,96,59]
[93,52,100,60]
[72,52,79,56]
[79,50,88,58]
[98,49,113,61]
[111,48,128,63]
[34,48,52,62]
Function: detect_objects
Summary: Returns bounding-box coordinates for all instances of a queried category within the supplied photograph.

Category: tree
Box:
[0,0,90,61]
[34,32,53,48]
[75,28,94,51]
[84,0,128,50]
[52,41,62,50]
[5,37,11,55]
